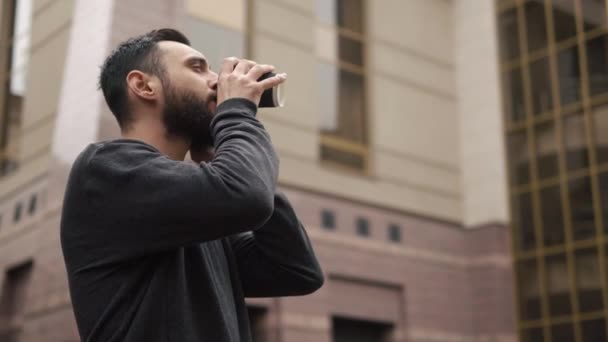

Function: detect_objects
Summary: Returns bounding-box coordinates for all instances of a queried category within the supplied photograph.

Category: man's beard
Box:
[162,83,215,150]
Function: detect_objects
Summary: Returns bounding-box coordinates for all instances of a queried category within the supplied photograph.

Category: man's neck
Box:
[122,122,190,161]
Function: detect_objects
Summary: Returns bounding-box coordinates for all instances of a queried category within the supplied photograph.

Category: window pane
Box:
[316,0,336,26]
[521,327,544,342]
[586,34,608,97]
[581,318,607,342]
[592,104,608,165]
[318,62,339,132]
[541,185,565,247]
[498,7,521,61]
[508,130,530,186]
[552,323,575,342]
[320,144,365,169]
[356,217,369,237]
[321,209,336,230]
[517,259,542,320]
[600,172,608,236]
[576,248,603,313]
[557,46,581,106]
[570,176,597,241]
[552,0,577,43]
[530,57,553,115]
[503,67,526,122]
[338,35,363,66]
[388,224,401,243]
[336,0,363,33]
[535,121,559,180]
[563,113,589,172]
[513,192,537,251]
[524,1,548,53]
[337,69,366,143]
[10,0,32,97]
[546,254,572,316]
[581,0,607,32]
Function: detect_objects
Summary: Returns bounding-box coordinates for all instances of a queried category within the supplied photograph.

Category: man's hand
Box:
[217,57,287,106]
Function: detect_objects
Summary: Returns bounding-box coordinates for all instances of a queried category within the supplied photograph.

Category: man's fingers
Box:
[234,59,255,74]
[258,73,287,90]
[220,57,239,76]
[248,64,275,81]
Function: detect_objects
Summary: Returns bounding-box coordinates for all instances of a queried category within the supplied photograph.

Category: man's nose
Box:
[209,72,218,91]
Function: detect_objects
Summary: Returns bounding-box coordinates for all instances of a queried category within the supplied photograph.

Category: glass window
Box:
[316,0,367,170]
[581,318,607,342]
[0,261,33,339]
[524,1,548,53]
[530,57,553,115]
[338,70,366,143]
[316,0,336,26]
[545,254,572,316]
[581,0,607,32]
[1,0,32,177]
[356,217,370,237]
[586,34,608,97]
[318,62,339,132]
[320,145,365,169]
[541,185,565,247]
[552,0,577,43]
[336,0,363,33]
[521,327,544,342]
[28,194,36,215]
[338,35,363,66]
[332,317,392,342]
[535,121,559,180]
[503,67,526,123]
[321,209,336,230]
[600,172,608,236]
[592,104,608,165]
[575,247,603,313]
[551,323,575,342]
[13,202,22,223]
[498,7,521,61]
[513,191,537,251]
[517,259,542,320]
[570,176,597,241]
[508,130,530,186]
[388,224,401,243]
[557,46,581,107]
[563,113,590,172]
[318,66,367,143]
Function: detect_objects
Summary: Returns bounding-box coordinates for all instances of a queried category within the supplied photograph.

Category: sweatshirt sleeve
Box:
[228,192,324,297]
[78,98,279,257]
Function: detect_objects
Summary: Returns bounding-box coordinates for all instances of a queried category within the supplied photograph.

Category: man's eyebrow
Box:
[186,56,209,69]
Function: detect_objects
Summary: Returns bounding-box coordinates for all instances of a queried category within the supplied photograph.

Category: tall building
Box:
[498,0,608,341]
[1,0,577,341]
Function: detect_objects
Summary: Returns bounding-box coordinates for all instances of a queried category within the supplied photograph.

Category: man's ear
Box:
[126,70,161,101]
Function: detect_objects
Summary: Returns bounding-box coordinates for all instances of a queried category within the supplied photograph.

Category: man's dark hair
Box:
[99,28,190,128]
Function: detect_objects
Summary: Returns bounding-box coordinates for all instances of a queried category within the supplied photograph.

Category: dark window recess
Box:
[0,261,34,341]
[332,316,393,342]
[247,306,267,342]
[388,224,401,242]
[13,203,22,223]
[321,209,336,230]
[28,194,37,215]
[356,217,370,237]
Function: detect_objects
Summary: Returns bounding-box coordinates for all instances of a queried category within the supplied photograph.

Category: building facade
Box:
[498,0,608,341]
[0,0,520,341]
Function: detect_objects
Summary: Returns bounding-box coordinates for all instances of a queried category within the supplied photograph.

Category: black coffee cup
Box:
[257,72,285,108]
